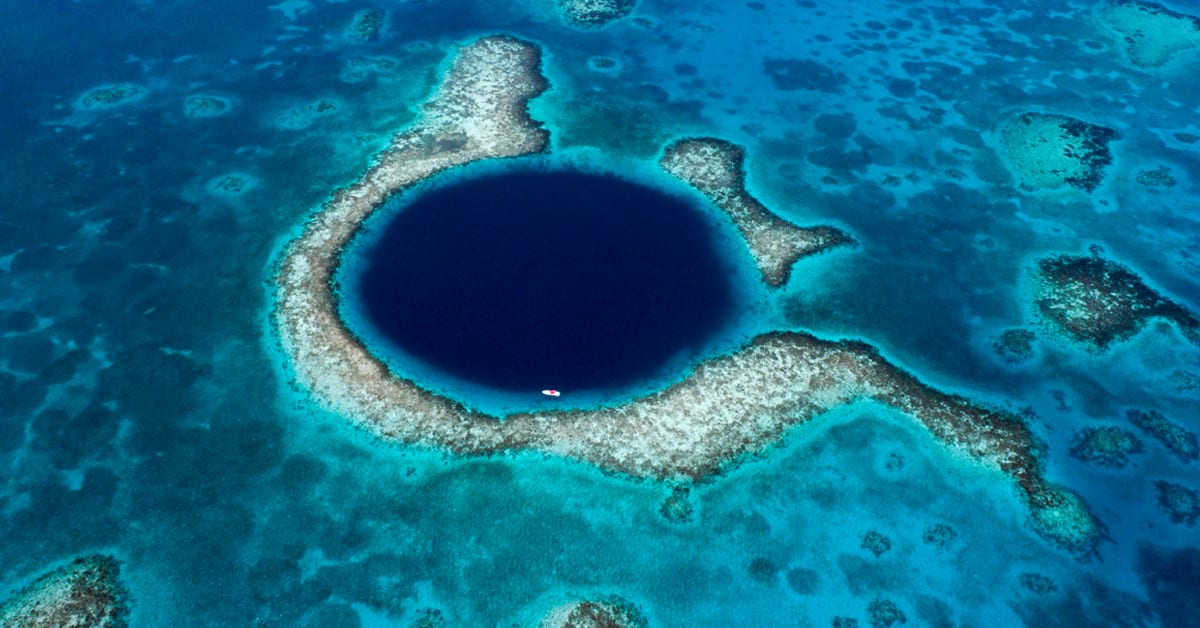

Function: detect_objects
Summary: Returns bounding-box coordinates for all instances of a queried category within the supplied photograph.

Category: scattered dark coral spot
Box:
[763,57,848,92]
[994,328,1036,363]
[1020,572,1057,594]
[786,567,819,595]
[659,485,694,523]
[589,56,618,71]
[867,597,906,627]
[1127,409,1198,462]
[1069,426,1143,467]
[748,557,780,584]
[814,112,857,139]
[1154,481,1199,525]
[921,523,957,549]
[1135,165,1177,187]
[861,530,892,557]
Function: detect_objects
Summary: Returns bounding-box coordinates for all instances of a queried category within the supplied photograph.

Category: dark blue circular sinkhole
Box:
[352,169,736,394]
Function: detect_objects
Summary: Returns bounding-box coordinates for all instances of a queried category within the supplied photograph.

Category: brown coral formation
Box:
[660,138,853,287]
[0,555,129,628]
[537,595,648,628]
[1033,252,1200,349]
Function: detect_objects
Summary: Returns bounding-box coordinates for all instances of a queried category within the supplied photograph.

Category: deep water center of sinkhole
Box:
[345,169,738,394]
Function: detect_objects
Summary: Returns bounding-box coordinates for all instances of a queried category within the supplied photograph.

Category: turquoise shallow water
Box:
[1,0,1198,625]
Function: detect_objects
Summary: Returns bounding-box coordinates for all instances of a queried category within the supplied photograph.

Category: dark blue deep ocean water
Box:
[1,0,1198,625]
[354,171,733,393]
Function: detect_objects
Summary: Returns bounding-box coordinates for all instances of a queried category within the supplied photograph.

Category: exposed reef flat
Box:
[999,112,1119,193]
[0,555,129,627]
[556,0,637,29]
[1033,252,1200,350]
[660,138,853,287]
[273,37,1100,555]
[1097,0,1200,68]
[537,595,648,628]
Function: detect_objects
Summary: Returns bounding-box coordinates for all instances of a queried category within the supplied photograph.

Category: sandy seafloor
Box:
[1,0,1198,626]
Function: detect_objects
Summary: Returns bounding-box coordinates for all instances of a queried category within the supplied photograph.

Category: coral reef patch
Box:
[1135,165,1177,187]
[1032,252,1200,349]
[1154,480,1199,525]
[75,83,146,111]
[557,0,637,29]
[660,137,853,287]
[999,112,1118,193]
[1097,0,1200,68]
[861,530,892,557]
[0,555,130,627]
[537,595,648,628]
[183,94,232,118]
[1127,409,1198,463]
[1019,572,1058,594]
[1069,426,1144,467]
[345,8,386,42]
[993,328,1036,364]
[921,523,958,549]
[866,597,906,627]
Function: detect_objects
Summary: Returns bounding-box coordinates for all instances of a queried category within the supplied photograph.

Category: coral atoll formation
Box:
[556,0,637,29]
[273,36,1103,557]
[0,555,129,627]
[999,112,1118,193]
[1097,0,1200,68]
[1032,252,1200,349]
[660,137,853,287]
[537,595,648,628]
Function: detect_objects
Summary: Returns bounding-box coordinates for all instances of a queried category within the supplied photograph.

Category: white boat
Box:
[541,389,561,397]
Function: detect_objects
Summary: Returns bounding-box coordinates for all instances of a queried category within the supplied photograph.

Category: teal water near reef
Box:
[1,0,1198,625]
